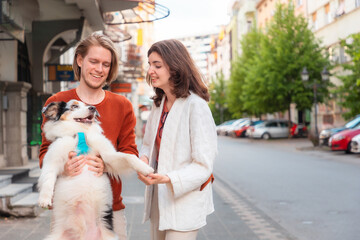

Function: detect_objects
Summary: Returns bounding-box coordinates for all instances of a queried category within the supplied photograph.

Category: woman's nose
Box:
[148,66,155,74]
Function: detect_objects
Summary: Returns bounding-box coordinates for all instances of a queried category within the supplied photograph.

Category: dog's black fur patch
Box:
[103,206,113,230]
[43,101,69,120]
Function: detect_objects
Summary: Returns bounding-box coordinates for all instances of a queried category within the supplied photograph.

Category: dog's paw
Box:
[136,162,154,176]
[38,192,53,208]
[142,165,154,176]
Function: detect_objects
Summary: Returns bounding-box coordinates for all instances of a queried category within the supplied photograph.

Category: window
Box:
[266,122,278,127]
[335,0,345,18]
[324,3,331,24]
[312,12,318,30]
[356,0,360,8]
[279,122,289,127]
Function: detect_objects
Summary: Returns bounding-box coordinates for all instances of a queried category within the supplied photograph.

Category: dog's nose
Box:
[88,106,96,112]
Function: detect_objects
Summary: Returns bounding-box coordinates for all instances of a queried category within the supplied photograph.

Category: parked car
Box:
[248,119,290,139]
[290,123,308,138]
[350,133,360,153]
[319,115,360,146]
[223,118,248,136]
[328,126,360,153]
[232,120,263,138]
[216,119,236,135]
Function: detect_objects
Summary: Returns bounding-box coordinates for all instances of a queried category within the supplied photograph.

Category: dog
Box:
[38,99,153,240]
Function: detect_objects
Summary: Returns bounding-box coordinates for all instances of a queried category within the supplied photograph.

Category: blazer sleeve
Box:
[140,103,157,159]
[167,99,218,198]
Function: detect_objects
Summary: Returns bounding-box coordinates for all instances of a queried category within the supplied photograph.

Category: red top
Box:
[155,100,169,160]
[39,88,138,211]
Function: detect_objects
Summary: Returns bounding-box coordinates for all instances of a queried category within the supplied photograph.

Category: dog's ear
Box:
[42,101,68,120]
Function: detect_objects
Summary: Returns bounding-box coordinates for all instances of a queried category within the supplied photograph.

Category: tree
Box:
[229,3,330,123]
[334,33,360,120]
[209,72,232,125]
[227,26,266,118]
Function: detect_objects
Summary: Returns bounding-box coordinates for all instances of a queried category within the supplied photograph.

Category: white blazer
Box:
[140,92,218,231]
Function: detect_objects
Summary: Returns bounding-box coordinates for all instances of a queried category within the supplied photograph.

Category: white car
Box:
[250,119,290,139]
[216,119,236,135]
[350,133,360,153]
[223,118,249,136]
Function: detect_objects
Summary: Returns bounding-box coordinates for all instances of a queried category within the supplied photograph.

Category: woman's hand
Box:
[86,154,105,176]
[63,151,86,176]
[137,173,170,185]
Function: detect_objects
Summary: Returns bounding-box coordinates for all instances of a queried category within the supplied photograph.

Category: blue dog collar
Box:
[76,132,89,156]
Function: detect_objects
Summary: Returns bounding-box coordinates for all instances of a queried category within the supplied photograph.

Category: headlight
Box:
[333,135,345,141]
[319,130,331,138]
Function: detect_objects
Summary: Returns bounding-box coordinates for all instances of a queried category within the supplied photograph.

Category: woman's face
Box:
[148,52,172,92]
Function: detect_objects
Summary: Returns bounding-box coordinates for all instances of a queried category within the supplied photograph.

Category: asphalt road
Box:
[214,136,360,240]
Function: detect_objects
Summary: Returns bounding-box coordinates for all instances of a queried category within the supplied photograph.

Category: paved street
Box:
[1,137,359,240]
[215,136,360,240]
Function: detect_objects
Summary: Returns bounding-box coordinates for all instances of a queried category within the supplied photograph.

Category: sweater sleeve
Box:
[116,98,139,157]
[166,98,218,198]
[38,95,57,168]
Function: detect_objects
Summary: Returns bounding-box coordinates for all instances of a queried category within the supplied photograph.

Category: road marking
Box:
[213,179,296,240]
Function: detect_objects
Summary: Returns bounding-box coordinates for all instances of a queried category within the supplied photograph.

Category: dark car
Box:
[319,115,360,146]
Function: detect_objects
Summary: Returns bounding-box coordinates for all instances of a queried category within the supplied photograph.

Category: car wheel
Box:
[262,133,271,140]
[346,142,353,154]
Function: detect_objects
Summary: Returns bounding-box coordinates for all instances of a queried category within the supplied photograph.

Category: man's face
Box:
[76,45,112,89]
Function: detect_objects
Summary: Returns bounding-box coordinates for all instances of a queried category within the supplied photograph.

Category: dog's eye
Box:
[71,105,79,110]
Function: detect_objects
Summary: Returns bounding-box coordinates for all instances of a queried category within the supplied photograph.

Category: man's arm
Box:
[39,95,57,168]
[117,100,139,157]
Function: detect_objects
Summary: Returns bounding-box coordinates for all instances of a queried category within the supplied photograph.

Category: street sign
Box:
[47,65,74,81]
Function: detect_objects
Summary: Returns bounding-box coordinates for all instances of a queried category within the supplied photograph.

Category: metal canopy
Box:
[102,0,170,25]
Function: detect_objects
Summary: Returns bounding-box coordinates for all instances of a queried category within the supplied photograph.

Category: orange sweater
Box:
[39,88,138,211]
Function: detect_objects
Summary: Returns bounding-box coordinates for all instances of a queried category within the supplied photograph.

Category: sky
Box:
[154,0,234,41]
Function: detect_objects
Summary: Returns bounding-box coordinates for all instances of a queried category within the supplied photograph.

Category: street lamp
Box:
[301,67,330,144]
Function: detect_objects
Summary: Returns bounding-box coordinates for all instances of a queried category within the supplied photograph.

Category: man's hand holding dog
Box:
[64,152,105,177]
[86,154,105,176]
[64,152,86,176]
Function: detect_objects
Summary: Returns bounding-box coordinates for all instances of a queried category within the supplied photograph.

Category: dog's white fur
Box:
[38,100,153,240]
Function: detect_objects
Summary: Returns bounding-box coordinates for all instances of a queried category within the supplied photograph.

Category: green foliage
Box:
[228,3,331,119]
[335,33,360,120]
[209,72,232,125]
[227,26,266,117]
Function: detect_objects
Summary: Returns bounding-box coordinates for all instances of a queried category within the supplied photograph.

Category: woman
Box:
[137,39,217,240]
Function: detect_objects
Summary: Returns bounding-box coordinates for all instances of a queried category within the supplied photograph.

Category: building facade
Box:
[0,0,168,167]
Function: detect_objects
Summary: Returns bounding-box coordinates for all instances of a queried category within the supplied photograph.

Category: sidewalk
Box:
[0,173,267,240]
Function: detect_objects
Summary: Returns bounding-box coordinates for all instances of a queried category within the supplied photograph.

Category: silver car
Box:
[250,120,290,139]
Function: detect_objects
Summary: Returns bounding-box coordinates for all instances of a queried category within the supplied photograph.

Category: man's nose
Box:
[95,63,103,72]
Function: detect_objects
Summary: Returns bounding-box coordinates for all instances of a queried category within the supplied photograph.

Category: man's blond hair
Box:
[72,33,119,85]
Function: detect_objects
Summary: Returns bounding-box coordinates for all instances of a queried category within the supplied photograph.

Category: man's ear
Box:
[42,101,67,120]
[76,54,83,68]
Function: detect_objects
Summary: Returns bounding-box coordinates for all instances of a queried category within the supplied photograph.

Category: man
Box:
[39,32,137,240]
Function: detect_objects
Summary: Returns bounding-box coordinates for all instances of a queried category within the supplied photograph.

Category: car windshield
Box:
[345,117,360,128]
[219,120,236,126]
